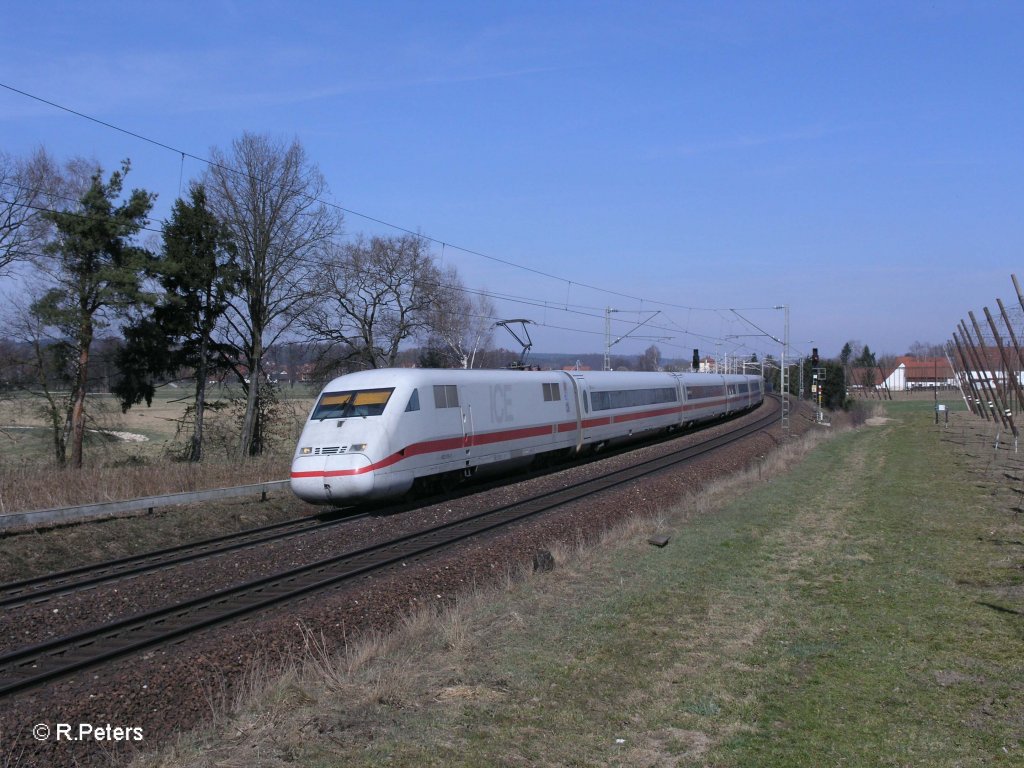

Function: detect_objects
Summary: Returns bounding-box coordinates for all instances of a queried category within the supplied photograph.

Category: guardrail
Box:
[0,480,291,533]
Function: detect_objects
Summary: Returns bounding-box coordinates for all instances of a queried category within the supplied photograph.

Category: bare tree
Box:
[2,294,71,463]
[638,344,661,371]
[204,133,340,457]
[906,341,945,358]
[427,267,496,368]
[0,148,63,276]
[301,234,444,371]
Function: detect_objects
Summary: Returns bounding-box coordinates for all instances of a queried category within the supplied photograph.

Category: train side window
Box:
[589,387,677,411]
[433,385,447,408]
[542,382,560,401]
[433,384,459,408]
[583,391,589,413]
[405,388,420,412]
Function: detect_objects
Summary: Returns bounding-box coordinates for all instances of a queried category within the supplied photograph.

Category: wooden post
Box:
[946,335,978,415]
[983,306,1020,437]
[946,340,972,413]
[997,298,1024,415]
[960,319,1002,426]
[956,324,988,420]
[970,311,1011,434]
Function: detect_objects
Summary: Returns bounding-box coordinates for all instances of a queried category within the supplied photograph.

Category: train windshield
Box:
[311,388,395,420]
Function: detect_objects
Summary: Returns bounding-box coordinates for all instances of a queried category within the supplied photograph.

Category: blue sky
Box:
[1,1,1021,362]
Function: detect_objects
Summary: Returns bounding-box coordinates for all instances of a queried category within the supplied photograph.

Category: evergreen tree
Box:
[840,342,853,367]
[417,345,448,368]
[856,344,877,368]
[113,184,238,461]
[820,360,849,409]
[33,160,154,468]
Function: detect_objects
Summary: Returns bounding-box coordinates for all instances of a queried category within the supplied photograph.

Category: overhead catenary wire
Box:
[1,81,635,302]
[0,191,768,360]
[0,80,782,358]
[2,203,761,358]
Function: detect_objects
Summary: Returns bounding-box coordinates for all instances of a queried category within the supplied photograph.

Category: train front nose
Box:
[290,453,375,504]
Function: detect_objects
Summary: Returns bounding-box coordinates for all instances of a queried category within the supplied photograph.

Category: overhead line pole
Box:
[603,308,661,371]
[776,305,790,437]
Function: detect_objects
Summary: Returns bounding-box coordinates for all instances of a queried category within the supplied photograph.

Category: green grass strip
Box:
[199,403,1024,768]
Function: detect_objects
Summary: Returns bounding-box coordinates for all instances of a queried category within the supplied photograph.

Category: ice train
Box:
[290,367,764,505]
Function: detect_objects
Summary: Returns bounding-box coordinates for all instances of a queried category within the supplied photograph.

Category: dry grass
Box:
[0,454,291,515]
[0,388,313,514]
[0,491,308,582]
[0,389,305,583]
[129,425,841,768]
[131,399,1024,766]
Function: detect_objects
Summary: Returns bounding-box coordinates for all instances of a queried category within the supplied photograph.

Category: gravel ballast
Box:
[0,401,819,767]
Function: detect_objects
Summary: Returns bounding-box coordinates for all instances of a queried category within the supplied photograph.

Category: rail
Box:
[0,403,779,698]
[0,480,291,533]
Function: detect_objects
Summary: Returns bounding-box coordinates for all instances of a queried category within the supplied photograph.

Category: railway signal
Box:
[812,364,828,424]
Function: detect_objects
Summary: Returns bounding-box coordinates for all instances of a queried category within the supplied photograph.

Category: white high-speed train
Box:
[291,367,764,505]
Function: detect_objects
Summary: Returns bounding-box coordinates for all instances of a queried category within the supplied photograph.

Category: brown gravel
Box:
[0,400,828,767]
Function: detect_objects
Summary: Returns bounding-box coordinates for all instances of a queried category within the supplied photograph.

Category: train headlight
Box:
[299,446,312,456]
[349,443,367,452]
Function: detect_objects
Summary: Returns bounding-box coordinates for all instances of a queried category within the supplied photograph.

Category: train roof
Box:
[318,367,760,392]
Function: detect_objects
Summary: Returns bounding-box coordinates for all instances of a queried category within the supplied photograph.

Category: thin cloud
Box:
[222,64,564,111]
[3,40,563,120]
[653,123,856,159]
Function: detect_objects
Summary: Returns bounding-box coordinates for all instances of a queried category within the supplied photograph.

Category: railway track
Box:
[0,511,370,610]
[0,400,778,700]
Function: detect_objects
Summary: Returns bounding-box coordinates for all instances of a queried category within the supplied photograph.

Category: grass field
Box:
[136,398,1024,767]
[0,385,318,513]
[0,384,320,462]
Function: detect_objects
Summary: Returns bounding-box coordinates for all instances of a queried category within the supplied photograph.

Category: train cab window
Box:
[542,382,561,401]
[311,388,394,420]
[405,388,420,412]
[433,384,460,409]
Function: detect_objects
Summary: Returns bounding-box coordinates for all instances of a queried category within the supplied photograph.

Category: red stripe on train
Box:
[291,397,754,480]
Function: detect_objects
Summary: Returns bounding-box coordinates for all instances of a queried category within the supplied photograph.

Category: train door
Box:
[572,373,592,446]
[672,373,686,427]
[432,383,465,469]
[557,372,585,452]
[460,386,474,460]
